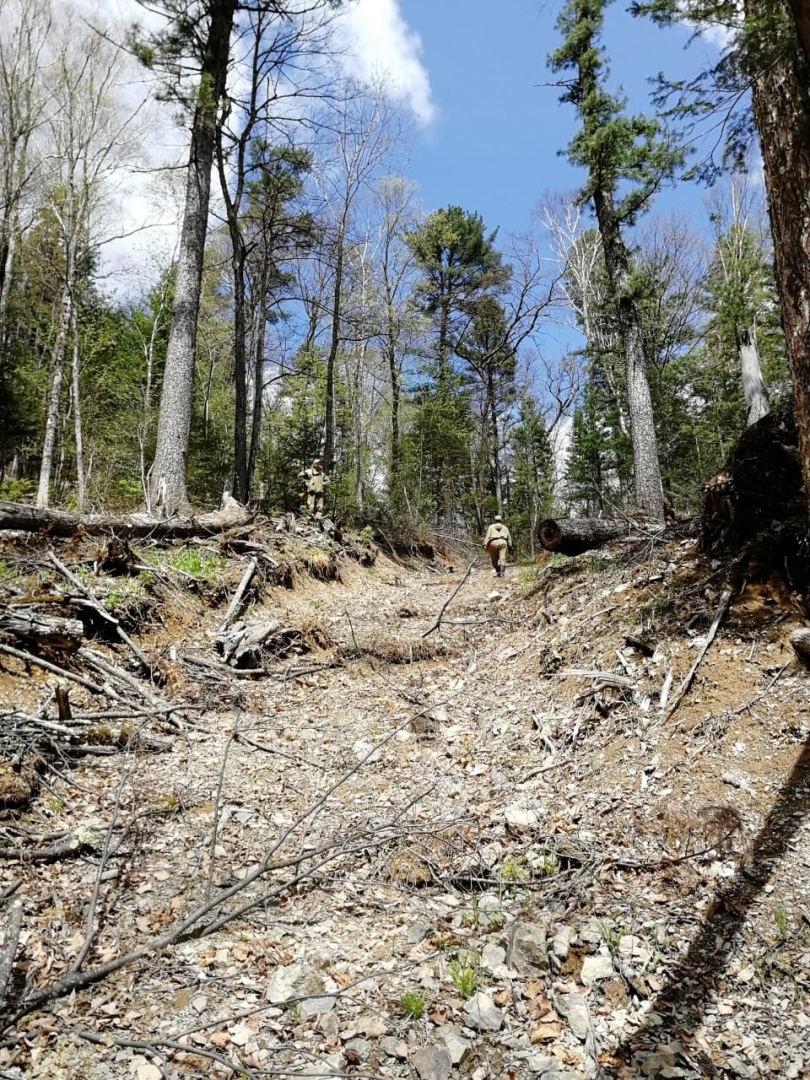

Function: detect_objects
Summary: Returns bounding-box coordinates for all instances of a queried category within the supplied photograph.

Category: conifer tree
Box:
[550,0,683,521]
[636,0,810,527]
[405,206,510,525]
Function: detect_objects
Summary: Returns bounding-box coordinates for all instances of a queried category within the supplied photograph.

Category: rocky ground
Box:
[0,518,808,1080]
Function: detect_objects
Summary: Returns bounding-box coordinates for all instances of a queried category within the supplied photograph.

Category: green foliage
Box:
[774,905,788,944]
[155,547,226,582]
[257,348,331,514]
[632,0,805,182]
[501,857,531,883]
[510,399,554,537]
[596,919,623,950]
[401,206,515,529]
[550,0,684,227]
[405,206,510,340]
[400,989,426,1020]
[450,952,479,998]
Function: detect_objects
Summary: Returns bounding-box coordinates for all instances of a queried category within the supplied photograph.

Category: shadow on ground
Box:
[604,738,810,1077]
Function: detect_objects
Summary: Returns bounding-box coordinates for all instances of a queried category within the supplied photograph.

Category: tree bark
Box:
[324,223,345,474]
[592,191,664,522]
[786,0,810,64]
[149,0,237,517]
[0,609,84,650]
[537,516,635,556]
[747,0,810,533]
[0,499,250,539]
[246,260,270,496]
[36,269,74,509]
[70,304,86,510]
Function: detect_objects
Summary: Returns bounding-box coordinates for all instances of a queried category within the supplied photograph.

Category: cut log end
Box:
[790,628,810,665]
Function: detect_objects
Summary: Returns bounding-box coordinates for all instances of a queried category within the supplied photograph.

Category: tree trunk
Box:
[0,609,84,651]
[786,0,810,64]
[487,370,504,513]
[324,225,344,474]
[592,192,664,522]
[387,336,400,502]
[747,2,810,532]
[36,272,74,509]
[537,516,633,556]
[70,304,86,511]
[230,239,249,503]
[149,0,237,518]
[247,261,270,496]
[739,325,770,426]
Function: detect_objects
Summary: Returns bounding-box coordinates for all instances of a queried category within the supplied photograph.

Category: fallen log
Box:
[0,900,22,1012]
[0,607,84,651]
[790,628,810,665]
[46,551,150,670]
[0,498,252,540]
[537,517,632,556]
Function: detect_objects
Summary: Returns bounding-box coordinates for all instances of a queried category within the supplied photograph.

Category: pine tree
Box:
[550,0,684,521]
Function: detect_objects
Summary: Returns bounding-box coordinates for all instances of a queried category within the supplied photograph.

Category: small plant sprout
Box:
[596,919,622,951]
[540,849,558,877]
[401,990,425,1020]
[501,858,531,884]
[450,952,479,998]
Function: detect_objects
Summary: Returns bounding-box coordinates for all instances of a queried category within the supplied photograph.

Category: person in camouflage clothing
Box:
[298,458,330,517]
[483,514,513,577]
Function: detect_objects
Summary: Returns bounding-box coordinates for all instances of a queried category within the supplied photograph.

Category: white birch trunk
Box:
[70,304,85,510]
[36,274,73,509]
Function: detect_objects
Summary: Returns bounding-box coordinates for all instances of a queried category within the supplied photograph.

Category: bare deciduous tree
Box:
[36,14,147,508]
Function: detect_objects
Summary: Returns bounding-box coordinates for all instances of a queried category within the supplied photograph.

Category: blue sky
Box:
[388,0,719,238]
[98,0,725,293]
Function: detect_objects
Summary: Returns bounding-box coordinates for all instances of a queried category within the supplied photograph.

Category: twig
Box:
[217,557,257,634]
[0,642,123,701]
[77,648,164,707]
[3,704,439,1027]
[0,832,96,863]
[374,526,406,567]
[206,716,241,903]
[46,551,151,670]
[73,1026,258,1080]
[0,881,22,903]
[606,819,742,871]
[557,669,633,687]
[666,589,732,721]
[3,711,75,738]
[345,611,360,653]
[0,901,23,1011]
[422,562,474,638]
[70,764,131,975]
[234,732,323,770]
[728,663,788,717]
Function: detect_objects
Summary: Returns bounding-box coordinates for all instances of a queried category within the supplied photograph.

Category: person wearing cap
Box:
[483,514,513,577]
[297,458,330,517]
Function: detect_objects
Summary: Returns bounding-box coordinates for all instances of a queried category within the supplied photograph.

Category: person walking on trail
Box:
[483,514,513,577]
[298,458,330,517]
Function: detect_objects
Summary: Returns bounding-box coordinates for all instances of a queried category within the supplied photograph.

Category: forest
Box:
[0,0,809,555]
[2,3,810,1077]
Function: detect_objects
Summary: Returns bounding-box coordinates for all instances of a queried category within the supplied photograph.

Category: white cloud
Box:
[336,0,436,125]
